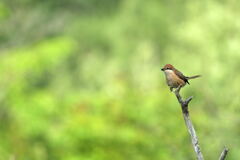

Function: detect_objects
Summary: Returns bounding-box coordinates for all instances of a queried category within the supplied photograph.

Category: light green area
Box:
[0,0,239,159]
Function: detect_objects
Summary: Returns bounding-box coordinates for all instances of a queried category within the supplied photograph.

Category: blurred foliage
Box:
[0,0,240,159]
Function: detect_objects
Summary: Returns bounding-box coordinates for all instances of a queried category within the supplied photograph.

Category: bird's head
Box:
[161,64,174,71]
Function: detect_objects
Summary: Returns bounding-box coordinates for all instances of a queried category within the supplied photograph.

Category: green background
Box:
[0,0,239,159]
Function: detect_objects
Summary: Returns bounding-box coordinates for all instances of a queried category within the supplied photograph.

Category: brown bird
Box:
[161,64,201,91]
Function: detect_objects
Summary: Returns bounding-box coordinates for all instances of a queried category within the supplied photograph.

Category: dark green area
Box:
[0,0,239,159]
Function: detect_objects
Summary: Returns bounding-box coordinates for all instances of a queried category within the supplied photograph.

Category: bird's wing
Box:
[174,69,189,84]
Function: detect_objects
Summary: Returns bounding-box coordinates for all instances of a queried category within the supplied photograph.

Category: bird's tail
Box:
[186,75,201,80]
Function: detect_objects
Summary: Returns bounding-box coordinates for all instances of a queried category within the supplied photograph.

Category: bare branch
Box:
[173,87,229,159]
[219,147,229,160]
[174,87,204,160]
[185,96,193,105]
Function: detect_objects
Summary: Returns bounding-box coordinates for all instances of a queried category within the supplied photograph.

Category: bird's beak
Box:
[161,68,164,71]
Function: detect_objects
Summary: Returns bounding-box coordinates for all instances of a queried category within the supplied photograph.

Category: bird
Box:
[161,64,201,91]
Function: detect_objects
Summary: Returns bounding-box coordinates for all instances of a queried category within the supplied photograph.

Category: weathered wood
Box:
[174,87,204,160]
[219,147,229,160]
[173,86,229,160]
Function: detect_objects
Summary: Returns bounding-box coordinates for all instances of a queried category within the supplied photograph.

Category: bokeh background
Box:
[0,0,240,159]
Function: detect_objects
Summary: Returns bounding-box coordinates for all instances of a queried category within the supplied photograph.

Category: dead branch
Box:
[173,86,229,160]
[219,147,229,160]
[174,86,204,160]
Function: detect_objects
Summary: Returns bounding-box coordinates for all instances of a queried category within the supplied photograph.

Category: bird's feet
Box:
[175,85,182,93]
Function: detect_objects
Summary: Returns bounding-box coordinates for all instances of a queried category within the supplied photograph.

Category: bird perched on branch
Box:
[161,64,201,91]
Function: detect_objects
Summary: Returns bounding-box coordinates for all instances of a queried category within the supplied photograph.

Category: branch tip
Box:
[219,147,229,160]
[185,96,193,105]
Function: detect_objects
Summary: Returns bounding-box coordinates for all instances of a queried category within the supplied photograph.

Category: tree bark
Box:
[173,87,228,160]
[219,147,229,160]
[174,87,204,160]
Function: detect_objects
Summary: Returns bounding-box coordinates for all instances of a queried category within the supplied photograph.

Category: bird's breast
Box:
[164,70,185,87]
